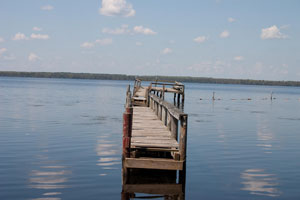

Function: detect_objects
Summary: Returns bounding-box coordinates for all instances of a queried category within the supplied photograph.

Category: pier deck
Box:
[132,107,179,149]
[122,80,188,172]
[122,80,187,199]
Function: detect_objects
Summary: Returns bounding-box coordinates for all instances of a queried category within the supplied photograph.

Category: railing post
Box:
[162,107,167,125]
[179,115,188,161]
[171,116,178,140]
[123,85,132,159]
[162,85,165,100]
[177,93,181,108]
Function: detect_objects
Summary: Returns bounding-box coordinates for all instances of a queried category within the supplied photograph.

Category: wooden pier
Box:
[122,80,188,199]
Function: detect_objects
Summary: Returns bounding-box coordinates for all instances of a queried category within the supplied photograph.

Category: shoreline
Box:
[0,71,299,87]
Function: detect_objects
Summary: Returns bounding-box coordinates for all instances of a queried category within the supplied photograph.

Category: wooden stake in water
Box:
[271,91,273,101]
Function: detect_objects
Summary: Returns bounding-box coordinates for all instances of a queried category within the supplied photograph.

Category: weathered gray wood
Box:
[179,115,188,161]
[171,116,178,140]
[162,107,167,125]
[125,158,183,170]
[123,184,183,195]
[149,94,187,120]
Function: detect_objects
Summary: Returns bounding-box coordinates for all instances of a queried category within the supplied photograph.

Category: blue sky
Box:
[0,0,299,81]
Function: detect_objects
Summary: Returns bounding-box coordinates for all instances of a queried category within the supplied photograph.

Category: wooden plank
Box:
[149,94,187,120]
[125,158,183,170]
[131,143,178,148]
[131,144,178,149]
[123,184,183,195]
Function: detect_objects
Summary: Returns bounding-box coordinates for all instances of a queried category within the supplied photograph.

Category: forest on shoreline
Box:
[1,71,299,87]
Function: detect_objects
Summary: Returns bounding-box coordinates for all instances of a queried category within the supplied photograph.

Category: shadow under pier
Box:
[121,168,186,200]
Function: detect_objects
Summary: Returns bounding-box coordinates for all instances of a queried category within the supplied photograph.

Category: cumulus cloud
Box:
[188,60,228,74]
[220,30,230,38]
[102,25,156,36]
[31,33,49,40]
[234,56,244,61]
[102,24,130,35]
[33,27,42,31]
[81,38,112,48]
[0,48,7,55]
[261,25,287,40]
[133,26,156,35]
[135,42,142,46]
[99,0,135,17]
[81,42,95,48]
[0,37,4,43]
[194,36,207,43]
[41,5,54,11]
[12,32,28,40]
[28,53,40,62]
[162,48,172,55]
[95,38,113,45]
[228,17,236,23]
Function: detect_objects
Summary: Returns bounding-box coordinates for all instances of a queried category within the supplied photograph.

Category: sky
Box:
[0,0,299,81]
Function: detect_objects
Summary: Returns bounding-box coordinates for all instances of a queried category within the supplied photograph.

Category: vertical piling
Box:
[122,85,133,184]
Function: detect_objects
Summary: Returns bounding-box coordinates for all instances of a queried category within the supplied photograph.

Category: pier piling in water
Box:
[122,80,187,199]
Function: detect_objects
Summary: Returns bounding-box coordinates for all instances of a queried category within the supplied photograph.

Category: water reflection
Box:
[256,115,274,154]
[241,169,280,197]
[122,169,186,200]
[96,136,120,173]
[29,151,71,200]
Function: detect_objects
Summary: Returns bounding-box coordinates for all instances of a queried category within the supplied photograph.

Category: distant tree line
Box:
[0,71,299,87]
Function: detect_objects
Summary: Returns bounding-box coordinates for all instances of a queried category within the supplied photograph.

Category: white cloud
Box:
[95,38,113,45]
[133,26,157,35]
[0,48,7,55]
[261,25,287,40]
[33,27,42,31]
[194,36,207,43]
[81,38,112,48]
[220,30,230,38]
[0,37,4,43]
[234,56,244,61]
[12,32,28,40]
[81,42,95,48]
[228,17,236,23]
[135,42,142,46]
[102,24,130,35]
[41,5,54,11]
[3,54,16,61]
[31,33,49,40]
[99,0,135,17]
[188,60,229,74]
[28,53,40,62]
[162,48,172,55]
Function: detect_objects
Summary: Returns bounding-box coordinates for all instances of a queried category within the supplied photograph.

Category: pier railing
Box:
[149,93,188,161]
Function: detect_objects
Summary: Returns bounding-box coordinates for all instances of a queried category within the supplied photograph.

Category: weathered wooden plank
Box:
[131,143,179,148]
[149,94,187,120]
[125,158,183,170]
[123,184,183,195]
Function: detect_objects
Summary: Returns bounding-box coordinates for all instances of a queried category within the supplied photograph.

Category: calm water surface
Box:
[0,77,300,199]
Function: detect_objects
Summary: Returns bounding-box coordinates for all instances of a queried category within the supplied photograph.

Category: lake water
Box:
[1,77,300,200]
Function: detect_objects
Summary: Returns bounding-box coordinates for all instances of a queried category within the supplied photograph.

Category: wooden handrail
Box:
[149,94,186,120]
[148,93,188,161]
[151,82,184,86]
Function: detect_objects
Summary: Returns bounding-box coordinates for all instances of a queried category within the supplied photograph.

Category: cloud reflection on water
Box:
[256,115,274,154]
[95,138,121,174]
[29,151,70,200]
[241,169,280,197]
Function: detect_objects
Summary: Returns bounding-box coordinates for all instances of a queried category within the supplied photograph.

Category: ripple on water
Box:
[241,169,281,197]
[278,117,300,121]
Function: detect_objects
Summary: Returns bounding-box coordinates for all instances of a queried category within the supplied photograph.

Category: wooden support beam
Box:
[179,115,188,162]
[125,158,183,170]
[123,184,183,195]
